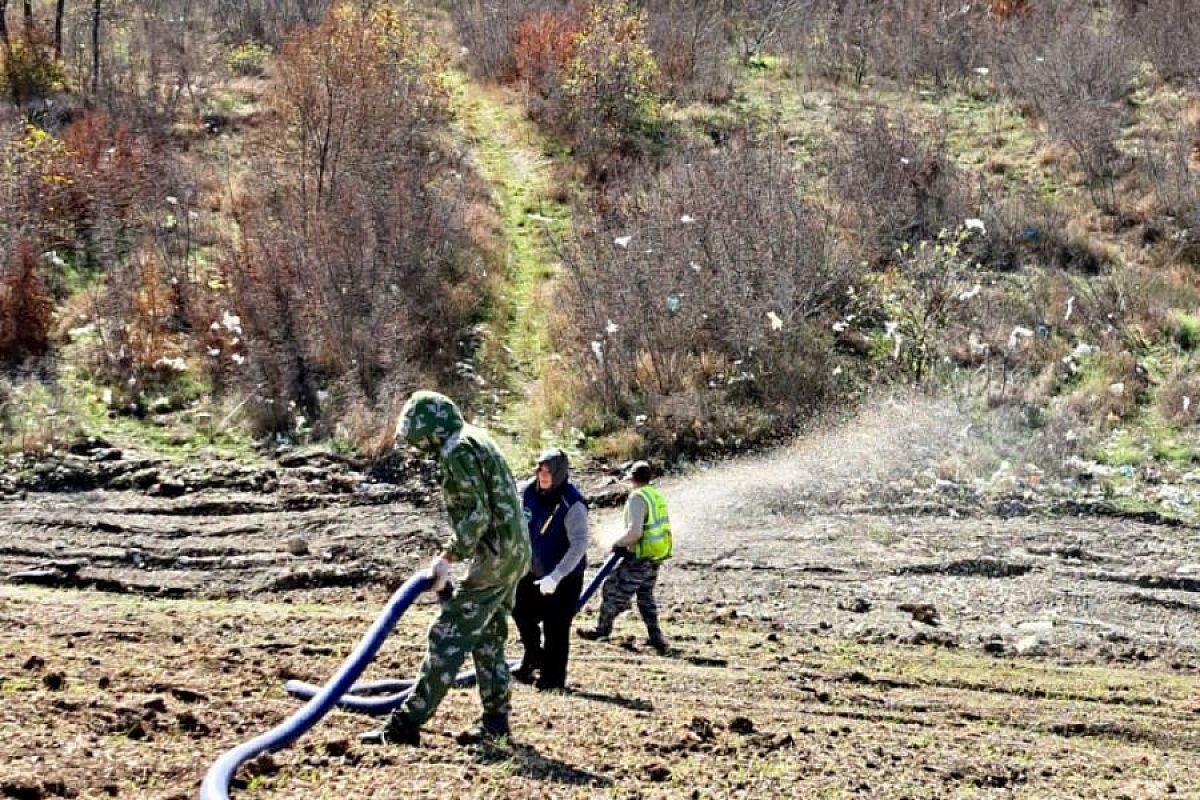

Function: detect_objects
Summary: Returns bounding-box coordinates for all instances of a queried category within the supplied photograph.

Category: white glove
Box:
[427,556,451,593]
[535,575,560,596]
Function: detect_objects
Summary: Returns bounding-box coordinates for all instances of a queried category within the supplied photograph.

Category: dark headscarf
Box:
[536,447,569,493]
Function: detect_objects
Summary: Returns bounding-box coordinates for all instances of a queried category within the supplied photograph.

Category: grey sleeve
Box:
[547,501,589,582]
[613,493,646,548]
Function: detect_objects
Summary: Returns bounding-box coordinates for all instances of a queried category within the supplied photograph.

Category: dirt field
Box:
[2,399,1198,798]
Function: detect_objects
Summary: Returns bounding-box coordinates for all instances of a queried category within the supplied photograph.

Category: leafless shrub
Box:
[1061,349,1146,426]
[643,0,732,102]
[884,0,992,89]
[46,1,212,129]
[831,109,972,261]
[995,4,1134,200]
[723,0,809,64]
[1062,269,1147,354]
[1156,371,1200,426]
[789,0,879,86]
[88,242,189,406]
[1138,117,1200,262]
[782,0,995,89]
[38,0,329,131]
[975,187,1109,275]
[209,0,332,46]
[1120,0,1200,83]
[228,5,484,435]
[555,132,858,448]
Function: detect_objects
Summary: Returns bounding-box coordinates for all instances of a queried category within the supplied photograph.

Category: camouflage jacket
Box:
[397,391,530,590]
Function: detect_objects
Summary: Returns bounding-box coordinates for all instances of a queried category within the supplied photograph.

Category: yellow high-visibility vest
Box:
[627,485,672,562]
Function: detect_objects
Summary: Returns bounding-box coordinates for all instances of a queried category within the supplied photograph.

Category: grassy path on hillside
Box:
[446,73,573,459]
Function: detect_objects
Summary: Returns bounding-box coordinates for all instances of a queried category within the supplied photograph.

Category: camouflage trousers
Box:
[595,558,664,643]
[391,582,517,727]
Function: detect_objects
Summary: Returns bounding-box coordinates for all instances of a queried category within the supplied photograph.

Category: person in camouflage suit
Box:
[361,391,531,746]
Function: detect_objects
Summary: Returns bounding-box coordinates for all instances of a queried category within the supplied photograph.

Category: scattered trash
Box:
[1007,326,1033,349]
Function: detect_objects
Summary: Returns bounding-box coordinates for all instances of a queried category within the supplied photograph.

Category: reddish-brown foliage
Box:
[991,0,1030,19]
[53,113,157,257]
[0,240,53,364]
[510,9,582,89]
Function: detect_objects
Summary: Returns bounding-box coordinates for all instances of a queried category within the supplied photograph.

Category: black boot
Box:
[360,713,420,746]
[577,627,610,641]
[512,651,540,684]
[455,712,511,745]
[648,635,669,655]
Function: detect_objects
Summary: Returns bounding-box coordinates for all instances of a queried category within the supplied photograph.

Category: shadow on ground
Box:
[472,741,613,786]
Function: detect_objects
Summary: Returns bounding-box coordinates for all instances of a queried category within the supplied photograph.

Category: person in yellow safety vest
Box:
[578,460,671,653]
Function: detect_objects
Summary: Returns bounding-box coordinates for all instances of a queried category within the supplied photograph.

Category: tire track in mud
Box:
[4,394,1199,659]
[1,488,445,597]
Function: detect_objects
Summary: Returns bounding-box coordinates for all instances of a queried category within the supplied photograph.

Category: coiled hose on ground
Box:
[199,553,622,800]
[284,551,623,712]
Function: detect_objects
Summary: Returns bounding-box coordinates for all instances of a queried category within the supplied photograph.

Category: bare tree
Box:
[54,0,64,57]
[727,0,807,62]
[0,0,9,49]
[90,0,100,94]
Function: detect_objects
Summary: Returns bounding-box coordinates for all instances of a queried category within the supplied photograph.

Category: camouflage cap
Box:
[396,391,464,453]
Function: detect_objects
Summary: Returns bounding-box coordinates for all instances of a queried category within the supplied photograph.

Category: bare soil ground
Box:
[2,398,1198,799]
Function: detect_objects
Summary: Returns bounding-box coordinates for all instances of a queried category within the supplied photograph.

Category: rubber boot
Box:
[360,713,420,746]
[455,712,511,745]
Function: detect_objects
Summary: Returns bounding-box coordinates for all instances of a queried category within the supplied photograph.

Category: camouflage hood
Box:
[396,391,464,454]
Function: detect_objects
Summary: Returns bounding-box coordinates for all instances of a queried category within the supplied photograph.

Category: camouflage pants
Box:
[391,582,516,727]
[595,558,664,643]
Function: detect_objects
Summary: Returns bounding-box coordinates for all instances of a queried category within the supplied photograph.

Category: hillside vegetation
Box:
[1,0,1199,491]
[6,6,1200,799]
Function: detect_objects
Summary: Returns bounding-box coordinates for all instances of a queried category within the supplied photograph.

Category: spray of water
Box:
[670,393,970,534]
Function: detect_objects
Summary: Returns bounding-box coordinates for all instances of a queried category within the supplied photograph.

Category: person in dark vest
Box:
[578,460,671,653]
[512,447,589,690]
